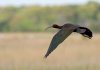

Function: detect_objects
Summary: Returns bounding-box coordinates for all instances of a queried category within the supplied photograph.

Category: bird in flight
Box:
[44,23,93,58]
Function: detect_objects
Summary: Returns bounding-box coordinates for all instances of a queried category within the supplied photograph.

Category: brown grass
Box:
[0,33,100,70]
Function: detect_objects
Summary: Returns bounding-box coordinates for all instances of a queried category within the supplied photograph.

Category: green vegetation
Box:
[0,1,100,32]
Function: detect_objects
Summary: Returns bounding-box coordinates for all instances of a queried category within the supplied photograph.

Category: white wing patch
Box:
[76,28,86,33]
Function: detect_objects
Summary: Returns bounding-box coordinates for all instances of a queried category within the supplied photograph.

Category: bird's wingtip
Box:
[44,52,50,58]
[44,56,47,59]
[44,54,48,58]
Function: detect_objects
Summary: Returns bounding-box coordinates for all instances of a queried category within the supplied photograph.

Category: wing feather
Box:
[45,28,74,58]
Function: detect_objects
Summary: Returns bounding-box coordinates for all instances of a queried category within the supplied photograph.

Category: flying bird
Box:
[45,23,93,58]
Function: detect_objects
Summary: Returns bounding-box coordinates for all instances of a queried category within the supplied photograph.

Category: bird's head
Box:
[52,24,61,28]
[45,24,62,30]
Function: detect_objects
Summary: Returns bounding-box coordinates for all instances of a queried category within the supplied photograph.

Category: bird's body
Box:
[45,23,93,58]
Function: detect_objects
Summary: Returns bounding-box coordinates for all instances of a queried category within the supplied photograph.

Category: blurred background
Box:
[0,0,100,70]
[0,0,100,32]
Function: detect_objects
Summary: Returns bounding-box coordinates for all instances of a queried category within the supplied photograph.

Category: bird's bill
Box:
[45,26,52,30]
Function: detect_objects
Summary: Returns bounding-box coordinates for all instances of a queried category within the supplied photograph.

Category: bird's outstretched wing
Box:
[45,28,75,58]
[78,27,93,38]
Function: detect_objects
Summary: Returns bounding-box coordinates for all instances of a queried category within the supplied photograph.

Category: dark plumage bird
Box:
[45,23,93,58]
